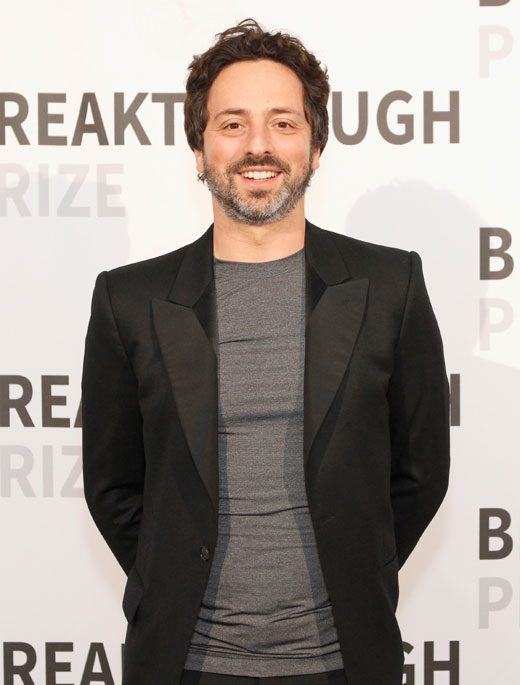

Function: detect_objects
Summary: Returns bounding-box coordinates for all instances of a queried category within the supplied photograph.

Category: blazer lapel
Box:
[304,222,368,468]
[152,221,368,517]
[152,226,219,514]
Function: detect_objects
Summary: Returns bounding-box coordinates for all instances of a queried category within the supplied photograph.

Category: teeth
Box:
[240,170,279,180]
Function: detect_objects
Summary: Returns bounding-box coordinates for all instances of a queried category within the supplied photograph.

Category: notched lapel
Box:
[152,297,219,514]
[304,277,368,465]
[304,221,368,465]
[152,226,219,515]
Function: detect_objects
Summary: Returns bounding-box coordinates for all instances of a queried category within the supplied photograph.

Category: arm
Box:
[81,270,145,575]
[387,251,450,569]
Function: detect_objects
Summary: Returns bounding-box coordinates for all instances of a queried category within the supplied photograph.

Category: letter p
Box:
[480,26,513,77]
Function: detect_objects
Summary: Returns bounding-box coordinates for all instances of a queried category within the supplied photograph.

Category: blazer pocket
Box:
[122,564,144,624]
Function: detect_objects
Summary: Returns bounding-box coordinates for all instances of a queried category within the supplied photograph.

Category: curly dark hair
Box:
[184,18,330,154]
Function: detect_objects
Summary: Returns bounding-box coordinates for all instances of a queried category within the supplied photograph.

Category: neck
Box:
[212,200,306,262]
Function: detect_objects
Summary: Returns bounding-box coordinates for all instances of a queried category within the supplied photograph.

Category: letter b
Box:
[480,227,514,279]
[479,508,513,559]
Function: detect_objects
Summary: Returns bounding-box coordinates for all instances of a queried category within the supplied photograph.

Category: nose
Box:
[244,122,273,158]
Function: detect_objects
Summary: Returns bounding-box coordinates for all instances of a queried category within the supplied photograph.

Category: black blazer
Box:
[81,220,450,685]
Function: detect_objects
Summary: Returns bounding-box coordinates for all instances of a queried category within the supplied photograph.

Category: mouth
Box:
[236,168,282,186]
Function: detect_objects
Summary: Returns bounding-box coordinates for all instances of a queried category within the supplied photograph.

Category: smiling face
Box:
[194,59,320,226]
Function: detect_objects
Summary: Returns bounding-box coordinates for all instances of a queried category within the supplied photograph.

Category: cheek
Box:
[279,137,313,165]
[206,137,240,168]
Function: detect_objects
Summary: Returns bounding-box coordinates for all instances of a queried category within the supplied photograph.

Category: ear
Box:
[311,146,321,171]
[194,148,204,174]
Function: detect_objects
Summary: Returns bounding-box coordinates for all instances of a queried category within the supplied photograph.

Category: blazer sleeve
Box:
[387,251,450,570]
[81,270,146,576]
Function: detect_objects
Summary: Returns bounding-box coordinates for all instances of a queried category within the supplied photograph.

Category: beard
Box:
[200,151,315,226]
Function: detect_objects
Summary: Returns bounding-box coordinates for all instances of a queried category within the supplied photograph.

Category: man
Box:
[81,18,450,685]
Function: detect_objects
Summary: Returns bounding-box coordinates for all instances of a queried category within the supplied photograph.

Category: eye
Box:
[276,121,293,129]
[224,122,241,130]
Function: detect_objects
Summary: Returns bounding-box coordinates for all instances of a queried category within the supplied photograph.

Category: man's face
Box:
[194,59,320,226]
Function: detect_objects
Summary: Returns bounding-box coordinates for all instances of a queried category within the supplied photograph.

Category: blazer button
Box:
[200,546,210,561]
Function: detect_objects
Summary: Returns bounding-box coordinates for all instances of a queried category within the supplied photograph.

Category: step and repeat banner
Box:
[1,1,518,683]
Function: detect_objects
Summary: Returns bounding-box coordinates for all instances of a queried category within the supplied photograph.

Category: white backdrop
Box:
[1,1,519,683]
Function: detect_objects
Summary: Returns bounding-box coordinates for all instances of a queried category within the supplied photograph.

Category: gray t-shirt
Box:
[183,247,344,677]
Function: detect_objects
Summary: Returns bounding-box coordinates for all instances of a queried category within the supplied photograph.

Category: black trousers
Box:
[180,668,347,684]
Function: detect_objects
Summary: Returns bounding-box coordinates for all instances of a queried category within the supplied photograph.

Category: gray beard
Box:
[202,156,315,226]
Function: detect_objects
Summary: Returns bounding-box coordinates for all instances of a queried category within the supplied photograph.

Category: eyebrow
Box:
[214,107,304,121]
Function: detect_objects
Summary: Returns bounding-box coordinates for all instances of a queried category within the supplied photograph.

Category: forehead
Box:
[206,59,306,118]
